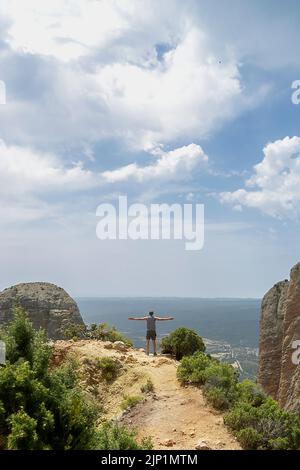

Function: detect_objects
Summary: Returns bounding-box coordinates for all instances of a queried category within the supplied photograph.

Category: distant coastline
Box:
[76,296,261,301]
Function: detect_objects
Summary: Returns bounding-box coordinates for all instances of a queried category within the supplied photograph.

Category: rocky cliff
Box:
[258,262,300,416]
[0,282,85,339]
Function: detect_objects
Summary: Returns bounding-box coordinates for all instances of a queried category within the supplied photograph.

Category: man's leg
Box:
[146,338,150,355]
[152,339,157,355]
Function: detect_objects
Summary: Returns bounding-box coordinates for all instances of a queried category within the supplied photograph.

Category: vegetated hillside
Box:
[1,308,299,451]
[52,339,241,450]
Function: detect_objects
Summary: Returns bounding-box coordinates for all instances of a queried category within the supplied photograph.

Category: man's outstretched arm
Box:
[128,316,148,320]
[155,316,174,321]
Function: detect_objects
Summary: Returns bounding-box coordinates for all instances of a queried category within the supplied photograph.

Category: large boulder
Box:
[258,262,300,416]
[0,282,85,340]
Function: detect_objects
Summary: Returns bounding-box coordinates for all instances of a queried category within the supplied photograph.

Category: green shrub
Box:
[236,427,263,450]
[177,351,212,384]
[203,386,231,411]
[97,357,121,382]
[2,307,35,363]
[161,328,205,360]
[178,352,238,410]
[0,309,97,450]
[268,437,290,450]
[90,323,133,346]
[7,409,40,450]
[223,402,254,431]
[121,395,143,411]
[224,397,300,450]
[63,324,86,341]
[96,423,153,450]
[235,380,266,407]
[64,322,133,347]
[0,307,147,450]
[141,379,154,394]
[201,362,238,391]
[178,351,238,411]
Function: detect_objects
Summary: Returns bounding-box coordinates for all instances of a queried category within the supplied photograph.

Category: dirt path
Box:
[120,355,241,450]
[53,341,241,450]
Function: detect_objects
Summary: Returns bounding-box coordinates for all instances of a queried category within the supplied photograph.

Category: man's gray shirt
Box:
[147,316,156,331]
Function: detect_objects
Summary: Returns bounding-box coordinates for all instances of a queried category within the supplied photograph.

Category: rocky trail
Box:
[53,340,241,450]
[120,354,240,450]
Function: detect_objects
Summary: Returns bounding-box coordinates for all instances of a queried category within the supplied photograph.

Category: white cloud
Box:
[1,0,128,62]
[4,0,299,70]
[0,139,98,195]
[92,28,242,149]
[0,139,210,227]
[0,140,208,210]
[0,1,246,151]
[102,143,208,183]
[220,136,300,218]
[1,0,187,63]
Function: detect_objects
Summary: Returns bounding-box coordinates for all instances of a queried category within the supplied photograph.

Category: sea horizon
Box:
[75,296,261,301]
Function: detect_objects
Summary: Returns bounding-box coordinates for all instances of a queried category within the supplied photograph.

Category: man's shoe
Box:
[153,352,157,356]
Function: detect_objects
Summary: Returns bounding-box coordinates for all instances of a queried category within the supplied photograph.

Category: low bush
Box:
[97,357,121,382]
[203,386,232,411]
[201,361,238,390]
[63,324,86,341]
[141,379,154,394]
[235,427,263,450]
[178,352,237,410]
[64,322,133,347]
[89,323,133,346]
[177,351,212,384]
[96,423,153,450]
[234,379,266,407]
[224,397,300,450]
[120,395,143,411]
[161,327,205,360]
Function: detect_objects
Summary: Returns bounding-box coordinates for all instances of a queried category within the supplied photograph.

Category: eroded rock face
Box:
[278,264,300,414]
[258,280,289,399]
[0,282,85,339]
[258,263,300,416]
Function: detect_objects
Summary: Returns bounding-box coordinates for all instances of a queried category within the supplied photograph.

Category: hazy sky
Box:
[0,0,300,298]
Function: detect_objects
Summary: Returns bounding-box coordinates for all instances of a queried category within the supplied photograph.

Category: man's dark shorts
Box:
[146,330,156,340]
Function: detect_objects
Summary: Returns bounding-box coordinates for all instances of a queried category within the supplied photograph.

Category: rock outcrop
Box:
[0,282,85,339]
[258,262,300,416]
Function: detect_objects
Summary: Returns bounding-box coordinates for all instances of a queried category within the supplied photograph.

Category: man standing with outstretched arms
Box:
[128,311,174,355]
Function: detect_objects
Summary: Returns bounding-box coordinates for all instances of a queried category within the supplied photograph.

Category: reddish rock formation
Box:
[258,262,300,416]
[278,263,300,413]
[258,280,289,399]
